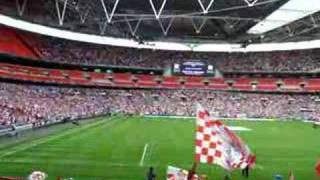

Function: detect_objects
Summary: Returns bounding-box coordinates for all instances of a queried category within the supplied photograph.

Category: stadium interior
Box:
[0,0,320,180]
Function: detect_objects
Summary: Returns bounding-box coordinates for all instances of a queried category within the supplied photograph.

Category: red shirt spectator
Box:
[316,159,320,177]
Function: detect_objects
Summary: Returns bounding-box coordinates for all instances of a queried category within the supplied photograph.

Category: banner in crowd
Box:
[195,104,256,171]
[167,166,198,180]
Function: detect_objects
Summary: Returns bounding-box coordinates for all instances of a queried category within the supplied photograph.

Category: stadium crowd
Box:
[36,37,320,72]
[0,83,111,129]
[1,82,320,129]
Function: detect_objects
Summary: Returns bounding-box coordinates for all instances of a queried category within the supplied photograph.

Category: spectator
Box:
[33,35,320,73]
[1,82,320,129]
[316,159,320,178]
[146,167,156,180]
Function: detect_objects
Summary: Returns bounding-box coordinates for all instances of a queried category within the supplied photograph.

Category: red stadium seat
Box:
[256,78,277,91]
[184,76,205,88]
[232,78,252,91]
[135,75,158,87]
[112,73,134,87]
[162,76,181,88]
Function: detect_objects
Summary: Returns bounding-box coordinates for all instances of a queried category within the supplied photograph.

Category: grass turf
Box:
[0,116,319,180]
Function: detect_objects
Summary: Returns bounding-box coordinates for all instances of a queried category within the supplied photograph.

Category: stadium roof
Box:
[248,0,320,34]
[0,0,320,52]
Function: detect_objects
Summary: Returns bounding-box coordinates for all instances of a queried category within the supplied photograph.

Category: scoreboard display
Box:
[172,60,214,76]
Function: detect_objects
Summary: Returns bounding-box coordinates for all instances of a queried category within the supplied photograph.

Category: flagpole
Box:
[191,104,199,180]
[187,162,198,180]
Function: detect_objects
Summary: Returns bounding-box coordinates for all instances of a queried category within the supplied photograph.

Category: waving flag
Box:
[195,104,255,171]
[166,166,198,180]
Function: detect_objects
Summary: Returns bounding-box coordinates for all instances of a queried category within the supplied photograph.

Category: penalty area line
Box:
[139,143,149,167]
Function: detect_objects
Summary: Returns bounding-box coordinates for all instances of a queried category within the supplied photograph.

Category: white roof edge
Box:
[248,0,320,34]
[0,14,319,53]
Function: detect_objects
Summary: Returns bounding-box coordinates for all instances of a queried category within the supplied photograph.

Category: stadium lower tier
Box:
[1,62,320,92]
[1,82,320,129]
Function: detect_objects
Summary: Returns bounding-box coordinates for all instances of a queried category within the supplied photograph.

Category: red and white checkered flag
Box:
[195,104,256,171]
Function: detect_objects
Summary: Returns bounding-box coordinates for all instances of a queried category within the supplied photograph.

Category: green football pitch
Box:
[0,116,319,180]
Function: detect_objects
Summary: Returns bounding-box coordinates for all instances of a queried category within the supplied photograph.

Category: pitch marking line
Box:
[255,164,264,169]
[139,143,149,166]
[0,117,116,159]
[228,126,252,132]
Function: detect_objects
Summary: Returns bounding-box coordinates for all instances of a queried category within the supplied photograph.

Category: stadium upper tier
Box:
[2,26,320,93]
[35,35,320,73]
[1,26,320,73]
[1,82,320,129]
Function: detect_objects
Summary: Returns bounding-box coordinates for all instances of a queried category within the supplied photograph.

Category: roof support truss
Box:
[158,17,174,35]
[16,0,28,16]
[125,16,142,36]
[98,20,108,35]
[197,0,215,14]
[149,0,167,19]
[79,8,90,24]
[55,0,68,26]
[100,0,120,23]
[243,0,259,7]
[191,17,208,33]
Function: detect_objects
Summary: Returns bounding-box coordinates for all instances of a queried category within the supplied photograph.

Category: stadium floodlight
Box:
[248,0,320,34]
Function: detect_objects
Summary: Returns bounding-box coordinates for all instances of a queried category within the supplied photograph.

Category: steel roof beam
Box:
[100,0,120,23]
[191,17,208,34]
[125,16,142,36]
[55,0,68,26]
[149,0,167,19]
[197,0,215,14]
[158,17,174,35]
[16,0,28,16]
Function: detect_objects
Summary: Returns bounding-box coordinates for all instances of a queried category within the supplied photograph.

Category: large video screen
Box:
[172,60,214,76]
